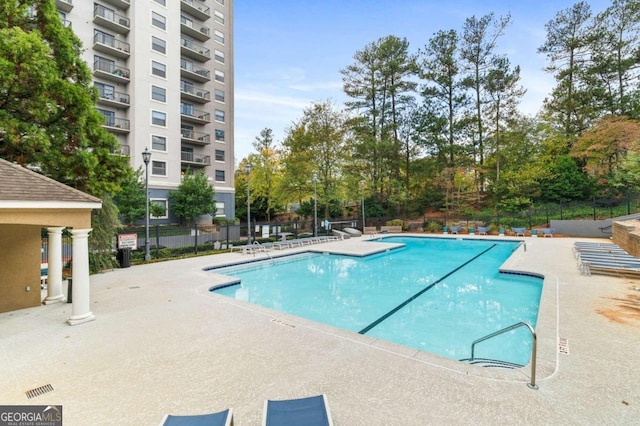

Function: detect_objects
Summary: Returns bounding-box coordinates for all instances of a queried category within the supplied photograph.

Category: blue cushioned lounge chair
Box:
[263,395,333,426]
[160,408,233,426]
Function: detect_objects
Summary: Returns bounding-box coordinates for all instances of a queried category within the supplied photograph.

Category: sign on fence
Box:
[118,234,137,249]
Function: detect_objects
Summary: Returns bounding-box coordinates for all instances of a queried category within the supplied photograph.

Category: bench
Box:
[380,225,402,233]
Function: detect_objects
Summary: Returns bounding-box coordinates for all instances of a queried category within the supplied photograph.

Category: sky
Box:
[233,0,613,164]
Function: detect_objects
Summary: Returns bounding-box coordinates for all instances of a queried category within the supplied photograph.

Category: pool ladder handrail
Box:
[470,321,538,390]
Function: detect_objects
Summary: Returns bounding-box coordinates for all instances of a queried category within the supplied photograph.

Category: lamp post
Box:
[245,164,251,244]
[360,180,365,229]
[142,147,151,261]
[313,173,318,237]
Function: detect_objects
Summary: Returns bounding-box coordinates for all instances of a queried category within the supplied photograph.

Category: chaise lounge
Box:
[160,408,233,426]
[263,395,333,426]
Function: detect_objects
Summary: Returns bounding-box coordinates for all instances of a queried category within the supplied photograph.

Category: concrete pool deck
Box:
[1,234,638,425]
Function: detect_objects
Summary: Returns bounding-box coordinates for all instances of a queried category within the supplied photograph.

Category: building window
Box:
[152,12,166,30]
[151,85,166,102]
[214,89,224,102]
[150,199,168,218]
[152,110,166,126]
[214,70,225,83]
[152,161,166,176]
[152,135,166,151]
[215,0,225,5]
[215,129,225,141]
[95,82,115,100]
[214,30,224,44]
[214,49,224,63]
[215,169,225,182]
[215,149,225,162]
[180,102,194,116]
[215,202,225,217]
[181,15,193,28]
[94,29,115,47]
[214,10,224,25]
[152,61,166,78]
[215,110,225,122]
[153,0,166,5]
[152,36,166,54]
[97,109,115,127]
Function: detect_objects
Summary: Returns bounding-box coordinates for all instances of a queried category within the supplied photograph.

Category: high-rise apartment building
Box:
[55,0,235,221]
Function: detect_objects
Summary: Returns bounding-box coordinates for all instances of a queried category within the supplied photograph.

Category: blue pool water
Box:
[212,237,542,365]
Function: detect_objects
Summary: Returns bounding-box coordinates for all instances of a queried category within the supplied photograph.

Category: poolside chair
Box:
[343,227,363,237]
[332,229,350,240]
[263,395,333,426]
[512,227,526,237]
[160,408,233,426]
[477,226,489,236]
[540,228,555,237]
[450,226,462,234]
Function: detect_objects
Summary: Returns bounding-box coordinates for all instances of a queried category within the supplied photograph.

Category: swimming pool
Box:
[211,236,542,366]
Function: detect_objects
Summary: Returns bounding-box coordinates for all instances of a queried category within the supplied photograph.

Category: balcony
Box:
[103,117,130,134]
[93,59,130,84]
[181,38,210,62]
[94,5,130,34]
[181,152,211,167]
[55,0,73,12]
[181,16,210,42]
[180,108,210,124]
[97,90,130,108]
[180,84,210,104]
[180,61,210,83]
[181,129,211,146]
[94,33,130,59]
[180,0,210,21]
[101,0,130,10]
[113,144,130,156]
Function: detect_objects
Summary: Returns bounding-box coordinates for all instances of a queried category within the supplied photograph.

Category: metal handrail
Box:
[470,321,538,389]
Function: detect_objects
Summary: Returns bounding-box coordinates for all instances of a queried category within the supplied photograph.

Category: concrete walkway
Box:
[1,235,638,425]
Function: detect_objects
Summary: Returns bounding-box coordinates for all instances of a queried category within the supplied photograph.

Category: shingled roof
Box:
[0,158,101,204]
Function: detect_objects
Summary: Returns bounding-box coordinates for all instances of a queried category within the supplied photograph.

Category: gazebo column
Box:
[67,228,95,326]
[43,227,66,304]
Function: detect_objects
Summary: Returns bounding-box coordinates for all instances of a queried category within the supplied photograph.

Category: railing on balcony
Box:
[94,4,130,31]
[180,83,210,102]
[181,152,211,165]
[180,60,210,81]
[180,107,210,122]
[97,90,130,105]
[180,38,210,60]
[113,144,130,156]
[94,58,130,80]
[181,0,210,20]
[55,0,73,12]
[103,117,130,131]
[94,32,130,55]
[181,129,211,145]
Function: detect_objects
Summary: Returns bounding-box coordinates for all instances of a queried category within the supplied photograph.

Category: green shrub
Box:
[424,220,443,233]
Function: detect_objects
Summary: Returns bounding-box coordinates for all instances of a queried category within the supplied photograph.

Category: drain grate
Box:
[129,286,140,289]
[26,384,54,399]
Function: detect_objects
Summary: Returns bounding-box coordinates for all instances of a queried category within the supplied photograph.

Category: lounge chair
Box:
[263,395,333,426]
[332,229,350,240]
[512,227,526,237]
[450,226,462,234]
[540,228,555,237]
[160,408,233,426]
[477,226,489,235]
[343,227,362,237]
